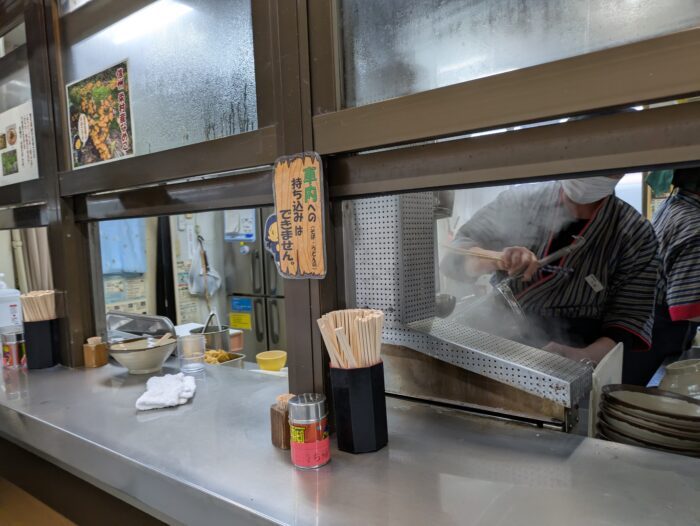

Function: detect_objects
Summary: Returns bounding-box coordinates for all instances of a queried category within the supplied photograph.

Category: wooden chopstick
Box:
[440,244,504,262]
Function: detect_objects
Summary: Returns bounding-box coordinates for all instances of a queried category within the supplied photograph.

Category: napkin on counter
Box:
[135,373,197,411]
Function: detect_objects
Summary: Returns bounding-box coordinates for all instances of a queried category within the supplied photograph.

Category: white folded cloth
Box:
[135,373,197,411]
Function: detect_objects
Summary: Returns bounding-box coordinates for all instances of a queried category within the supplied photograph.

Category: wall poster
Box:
[66,60,134,169]
[0,101,38,186]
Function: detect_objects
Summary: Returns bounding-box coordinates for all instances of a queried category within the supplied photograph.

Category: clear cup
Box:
[178,334,205,373]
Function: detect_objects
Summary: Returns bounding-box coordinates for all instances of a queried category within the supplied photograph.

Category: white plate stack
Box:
[597,385,700,457]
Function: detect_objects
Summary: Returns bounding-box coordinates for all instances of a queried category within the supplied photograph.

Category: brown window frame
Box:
[2,0,700,393]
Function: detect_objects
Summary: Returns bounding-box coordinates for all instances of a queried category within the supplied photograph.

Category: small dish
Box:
[256,350,287,371]
[659,359,700,399]
[602,384,700,422]
[602,405,700,440]
[598,412,700,451]
[598,420,700,458]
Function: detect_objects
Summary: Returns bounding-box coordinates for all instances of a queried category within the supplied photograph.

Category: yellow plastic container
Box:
[256,350,287,371]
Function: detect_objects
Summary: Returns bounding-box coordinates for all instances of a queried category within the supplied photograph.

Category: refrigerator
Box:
[224,207,286,362]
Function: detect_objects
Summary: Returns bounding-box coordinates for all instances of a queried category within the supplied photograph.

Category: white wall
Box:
[0,230,16,288]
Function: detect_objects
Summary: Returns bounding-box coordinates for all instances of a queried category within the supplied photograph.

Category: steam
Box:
[439,181,580,349]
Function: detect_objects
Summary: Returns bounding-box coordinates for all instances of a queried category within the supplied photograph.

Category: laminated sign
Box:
[265,152,326,279]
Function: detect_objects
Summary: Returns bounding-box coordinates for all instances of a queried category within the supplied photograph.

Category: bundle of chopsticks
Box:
[317,309,384,369]
[21,290,57,322]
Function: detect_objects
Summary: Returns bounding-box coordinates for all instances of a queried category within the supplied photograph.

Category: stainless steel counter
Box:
[0,364,698,526]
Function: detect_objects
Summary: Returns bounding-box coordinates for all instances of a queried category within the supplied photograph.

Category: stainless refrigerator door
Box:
[224,215,264,297]
[230,295,268,361]
[261,207,284,297]
[266,297,287,351]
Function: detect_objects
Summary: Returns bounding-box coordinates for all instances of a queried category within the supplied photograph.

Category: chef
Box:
[442,175,659,366]
[626,168,700,384]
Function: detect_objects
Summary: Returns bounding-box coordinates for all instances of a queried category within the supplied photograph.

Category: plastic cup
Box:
[178,334,205,373]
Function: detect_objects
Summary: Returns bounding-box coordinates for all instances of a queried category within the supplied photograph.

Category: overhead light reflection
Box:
[110,0,193,45]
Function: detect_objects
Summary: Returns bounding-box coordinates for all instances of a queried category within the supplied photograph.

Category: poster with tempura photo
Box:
[66,60,135,169]
[0,101,38,186]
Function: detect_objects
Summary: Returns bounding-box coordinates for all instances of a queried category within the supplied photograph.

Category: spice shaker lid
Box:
[1,331,24,343]
[288,393,327,423]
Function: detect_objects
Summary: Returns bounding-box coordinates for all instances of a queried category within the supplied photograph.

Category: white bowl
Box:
[603,385,700,421]
[599,412,700,451]
[659,359,700,399]
[109,338,176,374]
[602,404,700,440]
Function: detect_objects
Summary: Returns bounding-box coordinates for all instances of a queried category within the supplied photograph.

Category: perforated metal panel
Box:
[408,317,591,407]
[347,193,592,409]
[351,194,436,326]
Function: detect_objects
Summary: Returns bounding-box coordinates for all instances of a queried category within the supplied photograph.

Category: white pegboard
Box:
[347,193,591,408]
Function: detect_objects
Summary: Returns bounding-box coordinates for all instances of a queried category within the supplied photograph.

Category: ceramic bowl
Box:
[598,412,700,451]
[256,350,287,371]
[108,338,177,374]
[602,404,700,440]
[602,384,700,422]
[597,420,700,458]
[602,400,700,432]
[659,359,700,399]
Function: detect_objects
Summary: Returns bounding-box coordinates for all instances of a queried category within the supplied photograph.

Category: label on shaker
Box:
[290,416,330,469]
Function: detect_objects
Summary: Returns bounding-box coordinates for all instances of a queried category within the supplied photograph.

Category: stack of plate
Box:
[597,384,700,457]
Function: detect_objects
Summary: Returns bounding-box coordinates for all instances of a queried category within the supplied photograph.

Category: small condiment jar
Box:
[2,331,26,369]
[83,336,109,368]
[288,393,330,469]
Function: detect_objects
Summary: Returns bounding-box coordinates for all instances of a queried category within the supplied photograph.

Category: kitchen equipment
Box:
[188,235,222,310]
[318,309,388,453]
[602,384,700,422]
[106,312,176,342]
[220,352,246,368]
[256,350,287,371]
[83,336,109,368]
[25,320,60,369]
[21,292,60,370]
[602,400,700,432]
[601,404,700,440]
[20,291,57,322]
[1,331,25,368]
[330,362,388,454]
[435,293,456,318]
[288,393,330,469]
[190,312,230,353]
[597,419,700,457]
[178,334,205,373]
[225,207,286,362]
[109,337,177,374]
[271,393,294,450]
[588,343,623,437]
[0,273,22,333]
[346,194,592,429]
[659,359,700,399]
[599,411,700,451]
[317,309,384,369]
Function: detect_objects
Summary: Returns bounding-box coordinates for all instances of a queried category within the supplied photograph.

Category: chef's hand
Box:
[544,337,617,366]
[543,342,582,360]
[500,246,539,281]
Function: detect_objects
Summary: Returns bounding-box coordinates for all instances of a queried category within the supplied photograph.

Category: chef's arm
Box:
[456,246,540,280]
[544,337,616,365]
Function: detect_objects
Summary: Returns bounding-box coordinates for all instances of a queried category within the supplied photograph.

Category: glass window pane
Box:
[59,0,93,16]
[0,66,31,113]
[0,23,26,58]
[341,0,700,107]
[94,206,284,363]
[64,0,257,164]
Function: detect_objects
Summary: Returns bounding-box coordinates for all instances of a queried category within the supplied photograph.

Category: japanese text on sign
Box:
[269,153,326,279]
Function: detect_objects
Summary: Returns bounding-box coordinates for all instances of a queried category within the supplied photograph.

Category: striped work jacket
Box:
[653,189,700,321]
[446,181,659,349]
